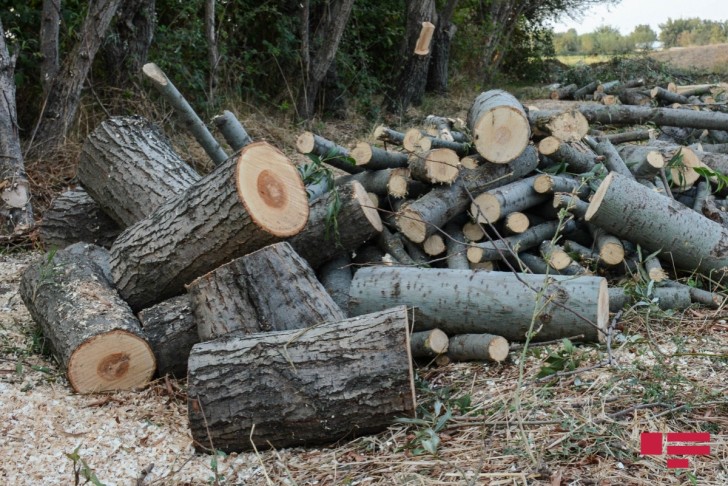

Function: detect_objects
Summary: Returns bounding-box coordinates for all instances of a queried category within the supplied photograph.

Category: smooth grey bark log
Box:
[618,89,651,106]
[550,83,578,100]
[467,220,576,264]
[142,63,228,165]
[138,295,198,378]
[39,189,121,249]
[213,110,252,151]
[110,142,309,311]
[587,172,728,281]
[318,253,353,313]
[447,333,509,362]
[445,222,469,269]
[584,136,632,179]
[187,242,345,341]
[78,116,201,227]
[378,225,416,265]
[351,142,409,170]
[296,131,363,174]
[526,109,589,142]
[408,148,460,184]
[467,90,530,163]
[19,243,155,393]
[577,104,728,131]
[533,174,590,199]
[663,280,725,308]
[651,86,689,105]
[349,267,609,343]
[40,0,60,97]
[574,81,599,100]
[607,286,691,312]
[537,137,598,174]
[410,329,449,357]
[187,306,416,452]
[0,20,33,233]
[470,175,548,224]
[617,144,665,178]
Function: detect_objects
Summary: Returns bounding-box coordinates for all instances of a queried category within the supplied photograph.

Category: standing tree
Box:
[39,0,60,99]
[426,0,459,95]
[629,24,657,50]
[102,0,156,87]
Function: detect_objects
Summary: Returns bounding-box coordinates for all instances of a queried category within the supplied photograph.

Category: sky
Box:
[550,0,727,35]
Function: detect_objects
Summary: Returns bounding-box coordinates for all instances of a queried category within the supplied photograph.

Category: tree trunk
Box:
[40,0,60,97]
[349,267,609,343]
[102,0,155,86]
[467,90,530,163]
[138,295,198,379]
[586,172,728,281]
[0,20,34,233]
[577,104,728,131]
[204,0,219,104]
[110,142,310,311]
[19,243,155,393]
[39,189,121,249]
[187,306,416,453]
[426,0,458,94]
[30,0,123,156]
[187,242,345,341]
[77,116,201,227]
[296,0,355,120]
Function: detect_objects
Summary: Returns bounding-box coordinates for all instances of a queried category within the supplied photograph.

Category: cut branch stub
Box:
[467,90,531,163]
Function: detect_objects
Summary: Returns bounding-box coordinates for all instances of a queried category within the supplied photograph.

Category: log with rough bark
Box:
[213,110,252,151]
[138,295,198,378]
[468,90,531,163]
[296,131,363,174]
[39,189,121,249]
[396,145,539,243]
[19,243,155,393]
[527,109,589,142]
[577,104,728,132]
[77,116,201,226]
[187,242,345,341]
[410,329,449,358]
[349,267,608,342]
[537,137,598,173]
[409,148,460,184]
[187,306,416,452]
[110,141,310,311]
[350,142,409,170]
[618,89,652,106]
[470,176,548,224]
[447,334,509,362]
[586,172,728,280]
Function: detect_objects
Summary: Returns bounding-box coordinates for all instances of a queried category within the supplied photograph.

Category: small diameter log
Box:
[187,242,345,341]
[351,142,409,170]
[651,86,689,105]
[617,145,665,178]
[142,63,228,165]
[318,254,353,313]
[586,172,728,280]
[349,267,609,343]
[466,220,575,264]
[409,148,460,184]
[19,243,155,393]
[527,109,589,142]
[540,241,572,271]
[550,83,578,100]
[518,252,551,273]
[424,115,456,141]
[374,125,405,146]
[503,212,531,234]
[187,306,416,452]
[296,131,363,174]
[577,104,728,132]
[110,142,310,311]
[537,137,598,173]
[213,110,252,151]
[445,222,469,269]
[618,89,652,106]
[387,168,429,199]
[416,135,471,157]
[397,145,539,243]
[664,280,725,308]
[447,334,509,362]
[604,129,656,145]
[677,84,716,97]
[288,181,383,269]
[644,255,668,282]
[608,286,691,312]
[584,136,632,179]
[596,80,621,94]
[423,234,446,256]
[574,81,600,100]
[470,176,548,224]
[463,221,485,241]
[403,128,428,153]
[533,174,590,198]
[378,225,416,265]
[410,329,449,358]
[589,225,625,266]
[77,116,201,227]
[467,90,531,163]
[138,295,198,378]
[39,189,121,249]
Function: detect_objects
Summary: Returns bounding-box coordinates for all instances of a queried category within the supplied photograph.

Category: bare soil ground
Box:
[650,44,728,74]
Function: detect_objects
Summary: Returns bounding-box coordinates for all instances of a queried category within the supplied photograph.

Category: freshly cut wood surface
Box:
[527,109,589,142]
[19,243,155,393]
[187,306,416,452]
[467,90,530,163]
[409,148,460,184]
[448,334,509,362]
[470,176,547,224]
[349,267,609,343]
[410,329,449,357]
[110,141,309,311]
[351,142,409,170]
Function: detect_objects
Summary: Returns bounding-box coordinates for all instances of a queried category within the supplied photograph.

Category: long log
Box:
[39,189,121,249]
[467,90,530,163]
[607,286,692,312]
[19,243,155,393]
[349,267,608,342]
[466,220,576,263]
[77,116,201,227]
[187,306,416,452]
[110,141,310,311]
[212,110,252,151]
[586,172,728,280]
[577,104,728,131]
[187,242,345,340]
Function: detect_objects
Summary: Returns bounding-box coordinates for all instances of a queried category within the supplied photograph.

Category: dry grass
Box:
[650,44,728,75]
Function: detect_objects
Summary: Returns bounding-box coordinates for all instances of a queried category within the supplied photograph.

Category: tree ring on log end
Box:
[397,207,427,243]
[596,278,609,343]
[351,181,383,232]
[237,141,309,237]
[585,173,614,222]
[474,108,529,164]
[68,330,156,394]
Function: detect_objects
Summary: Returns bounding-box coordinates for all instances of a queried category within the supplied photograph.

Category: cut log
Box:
[577,104,728,132]
[397,145,539,243]
[533,174,590,198]
[349,267,608,343]
[39,189,121,249]
[423,234,446,256]
[424,115,457,141]
[618,89,652,106]
[608,286,691,312]
[617,145,665,178]
[387,168,428,199]
[588,225,624,266]
[644,255,668,282]
[288,181,382,269]
[318,253,353,313]
[584,136,632,179]
[19,243,155,393]
[540,241,572,270]
[408,148,460,184]
[350,142,409,170]
[463,221,485,242]
[187,306,416,452]
[77,116,201,227]
[466,220,576,264]
[110,141,310,311]
[586,172,728,280]
[296,131,363,174]
[550,83,577,100]
[374,125,405,146]
[187,242,345,341]
[651,86,689,105]
[647,142,702,189]
[138,295,198,378]
[213,110,252,151]
[447,334,509,362]
[415,134,471,157]
[470,176,548,224]
[503,211,531,234]
[467,90,530,163]
[445,222,469,269]
[537,137,598,173]
[527,109,589,142]
[410,329,449,358]
[378,225,416,265]
[574,81,600,100]
[603,129,656,145]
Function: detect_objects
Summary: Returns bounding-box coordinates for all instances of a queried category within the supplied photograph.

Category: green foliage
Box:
[536,339,582,378]
[65,445,105,486]
[557,55,688,87]
[208,449,226,485]
[659,17,728,48]
[694,165,728,193]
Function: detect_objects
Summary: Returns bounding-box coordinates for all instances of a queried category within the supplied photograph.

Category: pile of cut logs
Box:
[22,76,728,452]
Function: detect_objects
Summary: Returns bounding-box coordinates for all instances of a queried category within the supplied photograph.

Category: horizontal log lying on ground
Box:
[447,334,509,362]
[410,329,449,358]
[349,267,608,342]
[187,306,416,452]
[577,104,728,131]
